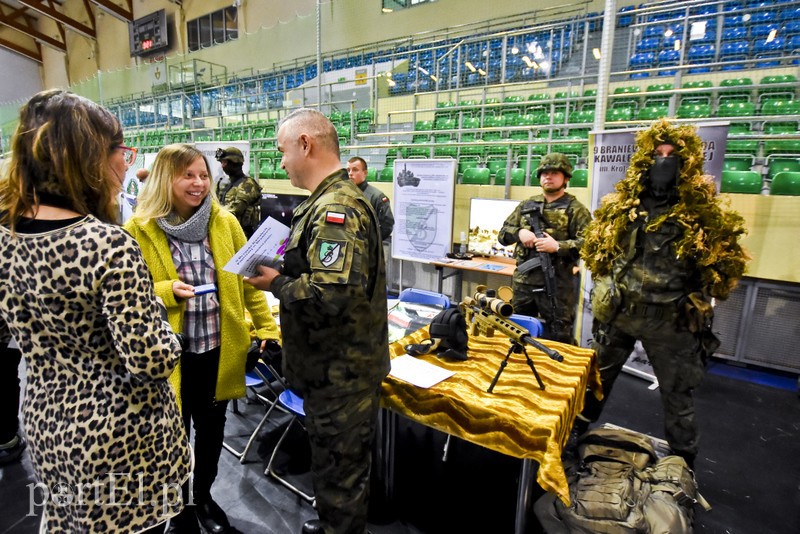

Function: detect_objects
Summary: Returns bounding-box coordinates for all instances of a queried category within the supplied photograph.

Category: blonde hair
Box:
[133,143,214,222]
[0,89,123,231]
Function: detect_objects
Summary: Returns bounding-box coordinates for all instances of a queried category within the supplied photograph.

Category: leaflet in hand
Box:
[223,217,291,278]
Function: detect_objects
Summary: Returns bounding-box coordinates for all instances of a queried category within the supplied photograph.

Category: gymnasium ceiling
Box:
[0,0,133,63]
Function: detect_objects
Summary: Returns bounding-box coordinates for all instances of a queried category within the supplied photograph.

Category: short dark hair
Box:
[348,156,368,172]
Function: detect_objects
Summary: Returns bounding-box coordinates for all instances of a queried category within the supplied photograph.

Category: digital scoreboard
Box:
[129,9,169,57]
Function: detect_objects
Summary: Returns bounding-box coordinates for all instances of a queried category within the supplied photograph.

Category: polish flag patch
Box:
[326,211,346,224]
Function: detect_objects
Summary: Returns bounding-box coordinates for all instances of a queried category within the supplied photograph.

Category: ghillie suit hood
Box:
[581,119,749,300]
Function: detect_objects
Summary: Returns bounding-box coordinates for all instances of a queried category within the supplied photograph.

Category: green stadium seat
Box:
[459,141,485,158]
[461,117,480,130]
[764,122,800,155]
[758,75,798,101]
[718,77,753,104]
[681,80,713,105]
[483,115,506,128]
[606,107,634,122]
[378,167,394,182]
[570,168,589,188]
[434,117,456,130]
[717,102,756,117]
[721,171,762,194]
[458,157,480,175]
[415,120,434,131]
[517,156,542,173]
[637,106,669,120]
[461,167,491,185]
[723,158,752,172]
[767,157,800,179]
[573,109,596,124]
[273,168,288,180]
[612,86,641,108]
[769,172,800,195]
[676,103,711,119]
[496,167,526,186]
[366,168,378,182]
[761,100,800,116]
[258,160,274,179]
[434,144,458,158]
[486,157,509,176]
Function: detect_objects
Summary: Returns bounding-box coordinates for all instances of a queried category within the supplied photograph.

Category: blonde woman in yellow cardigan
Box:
[125,143,279,534]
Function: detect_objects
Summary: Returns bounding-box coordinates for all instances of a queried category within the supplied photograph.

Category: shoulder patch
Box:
[326,211,346,225]
[317,240,345,269]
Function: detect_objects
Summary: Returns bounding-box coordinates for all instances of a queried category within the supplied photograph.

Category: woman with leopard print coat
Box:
[0,90,192,533]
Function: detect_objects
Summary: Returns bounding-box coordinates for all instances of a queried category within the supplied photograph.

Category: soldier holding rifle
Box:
[498,153,591,344]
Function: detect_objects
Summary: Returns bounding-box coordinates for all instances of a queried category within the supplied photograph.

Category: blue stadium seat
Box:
[657,49,680,76]
[636,37,662,53]
[720,41,750,69]
[509,314,544,337]
[722,26,747,41]
[754,37,785,67]
[751,23,780,39]
[630,52,656,70]
[398,288,450,309]
[641,26,665,39]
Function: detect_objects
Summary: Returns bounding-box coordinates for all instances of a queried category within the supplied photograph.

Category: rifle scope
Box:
[473,289,514,318]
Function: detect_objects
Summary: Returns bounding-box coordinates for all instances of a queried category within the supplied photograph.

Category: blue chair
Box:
[264,390,315,504]
[509,314,544,337]
[398,288,450,309]
[224,361,286,463]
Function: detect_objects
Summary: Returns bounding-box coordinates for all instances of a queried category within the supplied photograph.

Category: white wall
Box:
[0,49,42,104]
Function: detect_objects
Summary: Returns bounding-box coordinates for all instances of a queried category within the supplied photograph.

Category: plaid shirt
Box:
[167,236,220,354]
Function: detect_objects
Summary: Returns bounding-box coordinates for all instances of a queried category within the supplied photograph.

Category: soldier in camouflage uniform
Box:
[346,156,394,241]
[215,146,262,237]
[244,109,390,534]
[577,120,748,468]
[498,153,591,344]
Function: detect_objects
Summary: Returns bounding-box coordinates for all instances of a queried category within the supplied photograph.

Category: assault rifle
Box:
[460,286,563,393]
[517,203,562,335]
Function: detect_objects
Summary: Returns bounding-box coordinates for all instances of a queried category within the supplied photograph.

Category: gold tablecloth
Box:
[381,327,600,505]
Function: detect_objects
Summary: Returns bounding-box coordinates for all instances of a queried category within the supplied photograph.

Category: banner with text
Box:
[590,122,729,211]
[391,159,456,263]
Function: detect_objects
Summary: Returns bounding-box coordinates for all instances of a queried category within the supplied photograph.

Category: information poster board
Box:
[195,141,252,196]
[391,159,457,263]
[120,152,157,223]
[582,122,730,385]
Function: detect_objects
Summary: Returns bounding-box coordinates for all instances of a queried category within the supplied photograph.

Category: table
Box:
[380,327,600,533]
[431,257,516,301]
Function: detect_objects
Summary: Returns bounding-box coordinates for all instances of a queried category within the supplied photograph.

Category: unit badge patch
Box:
[318,241,342,267]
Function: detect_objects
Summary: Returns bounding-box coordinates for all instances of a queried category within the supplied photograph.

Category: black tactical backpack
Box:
[535,427,710,534]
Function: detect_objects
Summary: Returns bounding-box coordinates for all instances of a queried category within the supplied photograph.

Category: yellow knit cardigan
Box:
[124,202,280,401]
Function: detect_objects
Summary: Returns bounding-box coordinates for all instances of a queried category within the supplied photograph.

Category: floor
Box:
[2,358,799,534]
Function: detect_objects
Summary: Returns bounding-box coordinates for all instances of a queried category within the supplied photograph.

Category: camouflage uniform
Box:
[356,180,394,241]
[498,192,591,343]
[217,171,262,238]
[269,169,390,534]
[582,198,706,460]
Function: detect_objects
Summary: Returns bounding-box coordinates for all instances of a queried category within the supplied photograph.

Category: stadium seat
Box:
[378,167,394,182]
[723,157,752,172]
[676,103,711,119]
[637,105,669,120]
[717,102,756,117]
[496,167,526,186]
[764,122,800,156]
[606,107,634,122]
[570,168,588,188]
[761,100,800,116]
[767,157,800,179]
[458,157,480,175]
[721,170,762,194]
[725,123,758,155]
[769,172,800,195]
[258,159,274,179]
[461,167,491,185]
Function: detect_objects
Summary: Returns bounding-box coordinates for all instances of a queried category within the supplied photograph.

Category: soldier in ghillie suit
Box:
[244,109,390,534]
[576,119,749,469]
[498,153,592,344]
[215,146,262,237]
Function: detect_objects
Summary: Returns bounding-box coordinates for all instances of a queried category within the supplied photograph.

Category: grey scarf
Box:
[157,195,212,242]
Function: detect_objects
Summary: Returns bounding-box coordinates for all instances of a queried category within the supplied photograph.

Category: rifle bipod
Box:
[487,339,545,393]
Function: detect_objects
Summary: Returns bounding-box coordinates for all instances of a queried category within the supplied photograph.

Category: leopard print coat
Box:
[0,215,192,533]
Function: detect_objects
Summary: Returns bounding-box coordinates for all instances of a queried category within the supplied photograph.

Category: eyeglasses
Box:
[113,144,138,167]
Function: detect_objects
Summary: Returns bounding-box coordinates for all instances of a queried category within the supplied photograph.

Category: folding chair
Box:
[223,356,287,464]
[263,389,315,504]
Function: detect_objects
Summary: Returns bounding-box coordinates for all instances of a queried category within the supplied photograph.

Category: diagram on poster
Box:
[391,159,456,263]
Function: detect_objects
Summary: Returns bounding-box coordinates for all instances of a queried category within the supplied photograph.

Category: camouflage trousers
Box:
[303,385,382,534]
[512,282,578,344]
[581,311,705,458]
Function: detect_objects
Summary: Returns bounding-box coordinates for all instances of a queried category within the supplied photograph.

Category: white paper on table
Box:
[389,354,455,389]
[223,216,291,278]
